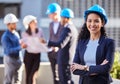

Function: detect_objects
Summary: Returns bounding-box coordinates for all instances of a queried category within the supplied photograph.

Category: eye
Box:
[94,19,100,23]
[87,19,92,23]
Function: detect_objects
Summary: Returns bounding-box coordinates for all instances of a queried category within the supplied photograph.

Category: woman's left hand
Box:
[40,38,46,43]
[71,63,85,72]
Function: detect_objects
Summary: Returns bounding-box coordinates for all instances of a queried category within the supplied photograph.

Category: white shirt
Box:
[53,22,59,34]
[84,39,99,66]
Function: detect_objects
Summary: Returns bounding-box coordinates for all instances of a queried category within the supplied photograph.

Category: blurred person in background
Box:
[71,4,115,84]
[46,3,63,84]
[48,8,78,84]
[1,13,27,84]
[22,15,46,84]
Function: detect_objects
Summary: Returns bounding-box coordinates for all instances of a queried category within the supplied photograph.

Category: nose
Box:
[90,21,95,26]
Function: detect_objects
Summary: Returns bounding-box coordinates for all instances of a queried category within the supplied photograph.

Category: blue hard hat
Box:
[46,3,61,14]
[60,8,74,18]
[84,4,108,24]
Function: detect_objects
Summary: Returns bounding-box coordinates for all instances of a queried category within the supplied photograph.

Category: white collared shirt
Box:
[53,22,59,34]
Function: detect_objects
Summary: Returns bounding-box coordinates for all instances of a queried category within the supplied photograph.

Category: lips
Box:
[89,27,96,31]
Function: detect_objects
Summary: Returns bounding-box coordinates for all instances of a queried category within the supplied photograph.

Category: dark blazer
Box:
[49,22,63,42]
[73,35,115,84]
[48,22,64,60]
[48,24,78,65]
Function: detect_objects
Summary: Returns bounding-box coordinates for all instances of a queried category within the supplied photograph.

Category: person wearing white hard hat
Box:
[22,15,46,84]
[1,13,27,84]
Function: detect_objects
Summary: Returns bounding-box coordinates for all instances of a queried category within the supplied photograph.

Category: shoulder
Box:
[22,31,27,35]
[1,31,9,38]
[77,39,88,46]
[67,24,77,32]
[21,31,29,37]
[38,28,43,32]
[100,36,115,49]
[1,31,10,41]
[104,37,115,46]
[104,37,115,44]
[49,22,53,27]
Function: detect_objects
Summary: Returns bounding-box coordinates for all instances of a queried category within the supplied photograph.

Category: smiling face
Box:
[29,20,37,30]
[7,23,17,31]
[86,13,104,36]
[48,12,60,22]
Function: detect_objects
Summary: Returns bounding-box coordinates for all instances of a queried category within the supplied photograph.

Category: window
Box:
[0,3,20,18]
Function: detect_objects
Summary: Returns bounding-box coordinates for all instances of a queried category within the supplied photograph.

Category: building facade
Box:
[0,0,120,57]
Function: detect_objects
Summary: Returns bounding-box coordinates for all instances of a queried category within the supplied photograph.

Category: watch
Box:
[84,65,89,71]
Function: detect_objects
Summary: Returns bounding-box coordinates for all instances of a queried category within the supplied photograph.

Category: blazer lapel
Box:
[96,36,105,64]
[81,39,89,65]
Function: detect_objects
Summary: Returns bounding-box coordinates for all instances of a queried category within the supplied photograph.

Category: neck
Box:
[90,33,101,40]
[31,28,36,33]
[53,17,61,22]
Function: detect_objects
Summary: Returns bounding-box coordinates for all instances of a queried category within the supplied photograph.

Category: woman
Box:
[22,15,46,84]
[71,4,115,84]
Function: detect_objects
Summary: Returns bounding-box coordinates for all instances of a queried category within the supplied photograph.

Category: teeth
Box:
[90,27,96,30]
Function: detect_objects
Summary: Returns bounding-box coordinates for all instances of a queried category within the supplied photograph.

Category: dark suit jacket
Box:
[48,22,64,59]
[48,24,78,65]
[73,35,115,84]
[49,22,63,42]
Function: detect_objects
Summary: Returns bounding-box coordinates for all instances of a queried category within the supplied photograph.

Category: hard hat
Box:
[60,8,74,18]
[4,13,18,24]
[23,15,37,29]
[84,4,107,24]
[46,3,61,14]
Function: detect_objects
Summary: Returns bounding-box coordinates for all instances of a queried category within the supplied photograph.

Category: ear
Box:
[101,21,105,27]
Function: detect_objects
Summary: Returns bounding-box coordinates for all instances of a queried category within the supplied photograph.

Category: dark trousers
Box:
[24,51,40,84]
[48,51,59,84]
[58,64,74,84]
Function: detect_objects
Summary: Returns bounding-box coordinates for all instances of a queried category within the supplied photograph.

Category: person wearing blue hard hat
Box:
[48,8,78,84]
[46,3,61,15]
[46,3,63,84]
[71,4,115,84]
[60,8,74,18]
[84,4,108,25]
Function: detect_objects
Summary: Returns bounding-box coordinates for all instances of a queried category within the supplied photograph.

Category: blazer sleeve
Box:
[88,39,115,74]
[48,28,71,48]
[73,41,88,76]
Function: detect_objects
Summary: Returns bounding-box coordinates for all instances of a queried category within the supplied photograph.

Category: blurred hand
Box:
[101,59,108,65]
[53,47,59,52]
[71,63,84,72]
[21,43,27,48]
[40,38,46,43]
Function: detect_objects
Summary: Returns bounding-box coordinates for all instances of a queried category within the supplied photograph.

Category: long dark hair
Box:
[78,13,107,41]
[26,26,38,35]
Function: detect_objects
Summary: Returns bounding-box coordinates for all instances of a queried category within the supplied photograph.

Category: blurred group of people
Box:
[1,2,115,84]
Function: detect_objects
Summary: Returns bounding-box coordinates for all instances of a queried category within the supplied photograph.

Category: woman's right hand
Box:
[101,59,108,65]
[21,43,27,48]
[40,38,46,43]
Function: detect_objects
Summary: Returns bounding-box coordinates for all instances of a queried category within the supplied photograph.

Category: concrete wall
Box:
[0,62,119,84]
[0,62,79,84]
[0,62,54,84]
